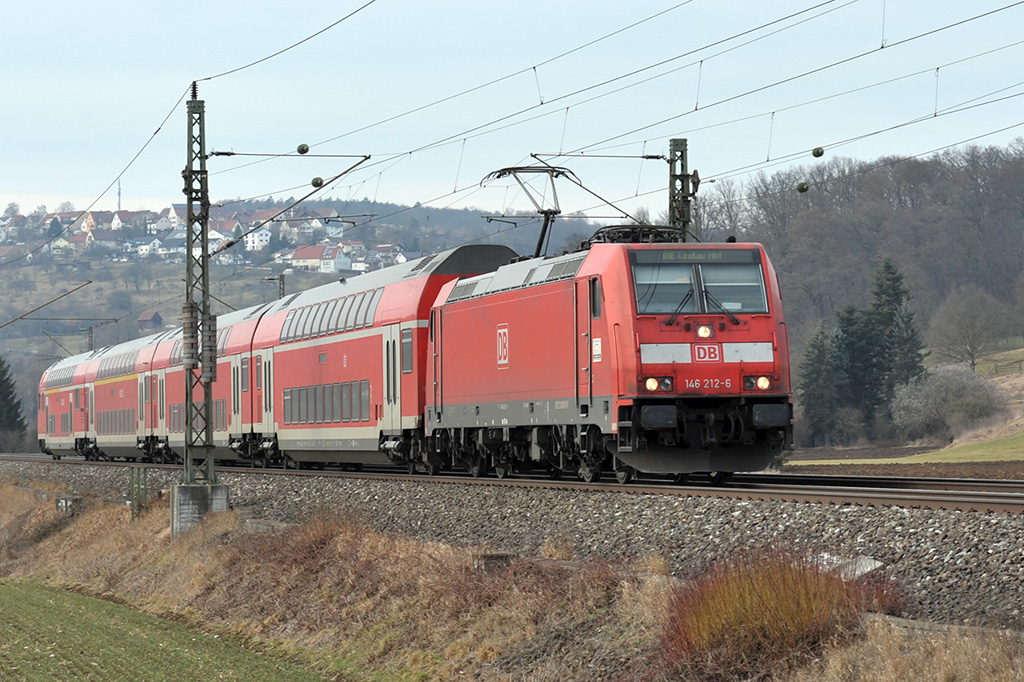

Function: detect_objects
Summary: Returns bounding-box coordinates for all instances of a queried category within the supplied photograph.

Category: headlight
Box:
[744,376,772,390]
[643,377,673,392]
[696,324,714,339]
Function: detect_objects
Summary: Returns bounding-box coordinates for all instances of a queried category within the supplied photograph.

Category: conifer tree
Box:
[869,258,927,409]
[797,324,842,445]
[834,305,883,435]
[0,354,27,451]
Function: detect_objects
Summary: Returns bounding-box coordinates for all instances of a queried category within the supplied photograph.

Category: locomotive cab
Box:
[611,243,793,475]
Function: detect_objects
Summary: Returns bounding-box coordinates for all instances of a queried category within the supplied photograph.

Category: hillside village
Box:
[0,204,414,274]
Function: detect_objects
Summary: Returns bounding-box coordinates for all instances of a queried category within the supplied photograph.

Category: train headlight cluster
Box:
[696,324,714,339]
[744,375,772,391]
[644,377,674,392]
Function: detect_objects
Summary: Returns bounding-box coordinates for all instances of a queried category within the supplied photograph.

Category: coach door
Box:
[254,350,274,433]
[382,325,402,434]
[431,310,442,416]
[230,354,244,431]
[248,352,263,427]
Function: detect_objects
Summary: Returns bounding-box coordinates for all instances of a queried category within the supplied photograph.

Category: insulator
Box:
[201,312,218,382]
[182,302,199,370]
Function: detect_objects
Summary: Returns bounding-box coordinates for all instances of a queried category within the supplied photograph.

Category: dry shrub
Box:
[787,616,1024,682]
[657,547,903,681]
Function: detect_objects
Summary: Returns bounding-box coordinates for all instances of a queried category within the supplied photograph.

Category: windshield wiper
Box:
[704,290,740,325]
[665,288,694,326]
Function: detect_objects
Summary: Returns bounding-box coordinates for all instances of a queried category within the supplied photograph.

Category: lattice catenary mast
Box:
[181,83,217,484]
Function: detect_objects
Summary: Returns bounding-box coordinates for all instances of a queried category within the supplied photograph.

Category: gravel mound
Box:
[4,459,1023,629]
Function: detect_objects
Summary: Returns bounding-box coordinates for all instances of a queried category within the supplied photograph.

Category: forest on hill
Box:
[693,139,1024,357]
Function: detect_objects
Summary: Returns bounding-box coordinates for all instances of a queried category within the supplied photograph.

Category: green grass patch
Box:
[976,343,1024,375]
[0,580,327,682]
[791,432,1024,466]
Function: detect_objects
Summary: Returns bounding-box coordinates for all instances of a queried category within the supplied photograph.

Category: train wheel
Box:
[578,462,602,483]
[614,466,635,485]
[671,473,689,485]
[547,466,562,480]
[467,455,486,478]
[425,462,438,476]
[708,471,731,485]
[494,463,512,479]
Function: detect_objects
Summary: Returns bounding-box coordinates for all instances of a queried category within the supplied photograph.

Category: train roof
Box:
[255,243,517,314]
[445,249,589,304]
[40,244,519,381]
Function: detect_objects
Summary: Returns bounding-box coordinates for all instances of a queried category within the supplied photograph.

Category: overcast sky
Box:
[3,0,1023,225]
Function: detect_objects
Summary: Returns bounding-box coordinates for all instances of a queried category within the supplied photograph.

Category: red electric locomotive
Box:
[423,229,792,483]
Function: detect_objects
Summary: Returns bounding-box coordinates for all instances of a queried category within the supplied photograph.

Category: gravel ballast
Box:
[4,460,1023,629]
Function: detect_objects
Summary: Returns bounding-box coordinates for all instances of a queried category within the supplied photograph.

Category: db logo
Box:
[693,344,721,362]
[496,324,509,369]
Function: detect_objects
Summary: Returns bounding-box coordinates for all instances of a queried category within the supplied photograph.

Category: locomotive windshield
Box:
[631,248,769,315]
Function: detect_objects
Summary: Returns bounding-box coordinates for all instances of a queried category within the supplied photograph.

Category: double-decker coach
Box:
[39,244,517,468]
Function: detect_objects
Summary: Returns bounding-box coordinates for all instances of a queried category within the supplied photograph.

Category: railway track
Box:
[3,453,1023,514]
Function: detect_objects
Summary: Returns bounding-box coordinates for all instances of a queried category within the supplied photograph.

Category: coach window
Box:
[302,306,317,340]
[342,382,351,422]
[323,384,333,423]
[333,383,342,422]
[306,385,315,425]
[364,288,383,327]
[298,387,308,424]
[360,380,370,421]
[315,384,325,424]
[290,307,303,341]
[242,357,249,392]
[283,389,292,425]
[401,328,413,374]
[310,303,327,338]
[321,299,339,335]
[346,293,365,331]
[281,309,296,343]
[255,361,262,391]
[589,277,602,318]
[292,306,308,341]
[335,297,354,333]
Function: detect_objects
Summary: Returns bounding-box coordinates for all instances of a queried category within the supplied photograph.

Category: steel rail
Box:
[4,454,1023,514]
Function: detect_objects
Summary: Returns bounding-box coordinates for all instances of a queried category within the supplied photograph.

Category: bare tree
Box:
[927,285,1010,371]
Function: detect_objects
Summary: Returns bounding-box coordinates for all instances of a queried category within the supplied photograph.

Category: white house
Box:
[318,246,352,273]
[243,227,272,252]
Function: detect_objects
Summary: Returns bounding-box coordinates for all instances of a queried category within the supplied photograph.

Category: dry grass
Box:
[787,616,1024,681]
